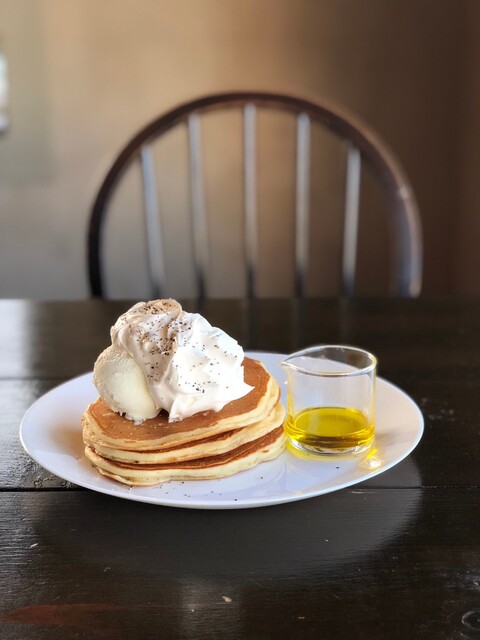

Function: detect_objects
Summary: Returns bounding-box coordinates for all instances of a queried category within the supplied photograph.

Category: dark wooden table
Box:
[1,297,480,640]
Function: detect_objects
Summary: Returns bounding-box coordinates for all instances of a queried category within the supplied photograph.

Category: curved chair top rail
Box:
[88,91,422,298]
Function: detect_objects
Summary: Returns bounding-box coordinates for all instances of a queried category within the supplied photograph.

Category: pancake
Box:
[85,401,285,465]
[83,357,278,451]
[84,425,286,486]
[82,356,286,486]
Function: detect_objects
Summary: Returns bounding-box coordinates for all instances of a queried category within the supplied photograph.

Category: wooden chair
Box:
[88,91,422,299]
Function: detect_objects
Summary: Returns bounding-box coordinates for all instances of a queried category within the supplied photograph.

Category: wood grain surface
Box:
[1,298,480,639]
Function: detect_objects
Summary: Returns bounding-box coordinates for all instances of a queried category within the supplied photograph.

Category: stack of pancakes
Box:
[82,357,285,486]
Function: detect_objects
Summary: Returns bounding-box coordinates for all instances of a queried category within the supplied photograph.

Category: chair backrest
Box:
[88,91,422,299]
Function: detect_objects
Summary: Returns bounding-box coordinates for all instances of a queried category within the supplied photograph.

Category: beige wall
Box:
[453,2,480,294]
[0,0,477,298]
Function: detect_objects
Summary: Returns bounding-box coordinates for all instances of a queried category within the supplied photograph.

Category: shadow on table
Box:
[2,464,422,638]
[27,459,421,579]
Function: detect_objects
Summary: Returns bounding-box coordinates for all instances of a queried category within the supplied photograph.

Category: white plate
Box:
[20,352,423,509]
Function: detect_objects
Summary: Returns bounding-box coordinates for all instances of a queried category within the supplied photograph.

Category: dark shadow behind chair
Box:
[88,92,422,299]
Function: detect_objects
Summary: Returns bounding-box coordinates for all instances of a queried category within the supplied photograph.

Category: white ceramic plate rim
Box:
[20,351,424,509]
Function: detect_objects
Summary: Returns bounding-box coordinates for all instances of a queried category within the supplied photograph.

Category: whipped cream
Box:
[93,299,253,422]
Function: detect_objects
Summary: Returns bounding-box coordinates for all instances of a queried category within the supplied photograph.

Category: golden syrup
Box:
[286,406,374,454]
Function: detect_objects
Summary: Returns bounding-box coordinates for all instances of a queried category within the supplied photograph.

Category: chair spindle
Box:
[294,113,311,298]
[342,143,361,297]
[140,144,165,298]
[187,113,209,300]
[243,103,258,299]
